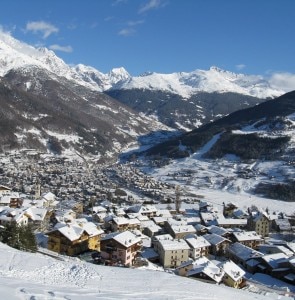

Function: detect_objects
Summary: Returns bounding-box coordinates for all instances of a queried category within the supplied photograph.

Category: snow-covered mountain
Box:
[140,91,295,201]
[0,31,175,159]
[0,30,284,99]
[114,66,284,99]
[0,30,290,156]
[0,30,131,92]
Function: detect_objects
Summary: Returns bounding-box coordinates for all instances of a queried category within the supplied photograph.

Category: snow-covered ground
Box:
[141,118,295,215]
[146,157,295,214]
[0,242,290,300]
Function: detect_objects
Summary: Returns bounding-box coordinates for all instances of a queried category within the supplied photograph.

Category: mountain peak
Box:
[109,67,130,77]
[0,31,286,99]
[209,66,224,72]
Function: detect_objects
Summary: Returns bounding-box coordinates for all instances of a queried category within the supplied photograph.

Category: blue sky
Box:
[0,0,295,80]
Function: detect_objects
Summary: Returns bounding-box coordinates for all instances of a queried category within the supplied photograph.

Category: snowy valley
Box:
[0,30,295,300]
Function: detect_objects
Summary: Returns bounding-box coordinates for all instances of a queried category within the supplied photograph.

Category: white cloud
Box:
[118,28,136,36]
[112,0,128,6]
[138,0,167,14]
[49,44,73,53]
[26,21,59,39]
[127,20,145,26]
[269,72,295,92]
[235,64,246,71]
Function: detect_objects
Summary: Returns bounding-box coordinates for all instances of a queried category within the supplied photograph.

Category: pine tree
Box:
[0,222,37,252]
[21,223,37,252]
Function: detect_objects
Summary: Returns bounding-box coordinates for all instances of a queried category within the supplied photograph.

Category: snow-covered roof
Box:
[262,253,289,269]
[57,224,84,242]
[203,233,230,245]
[112,231,141,248]
[185,236,211,249]
[92,206,107,213]
[25,207,48,221]
[170,224,196,235]
[208,225,230,236]
[232,230,262,242]
[188,257,224,283]
[160,238,190,251]
[216,217,247,226]
[128,204,158,214]
[80,222,104,237]
[153,234,174,242]
[228,242,263,261]
[42,192,56,202]
[156,209,172,218]
[113,216,130,225]
[219,260,245,281]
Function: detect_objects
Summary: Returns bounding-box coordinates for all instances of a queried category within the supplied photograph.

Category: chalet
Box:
[203,233,231,256]
[216,216,247,229]
[111,217,130,232]
[0,207,29,226]
[218,260,246,289]
[53,209,76,224]
[208,225,232,238]
[47,220,103,256]
[258,253,291,279]
[231,230,263,249]
[259,243,294,257]
[24,207,50,232]
[127,218,141,231]
[272,218,292,233]
[144,222,163,237]
[42,192,59,208]
[227,242,263,273]
[152,216,167,227]
[0,185,11,196]
[126,204,158,218]
[200,211,218,226]
[232,209,249,219]
[195,224,208,235]
[186,257,224,284]
[100,231,142,266]
[0,193,22,208]
[156,209,172,218]
[185,235,211,259]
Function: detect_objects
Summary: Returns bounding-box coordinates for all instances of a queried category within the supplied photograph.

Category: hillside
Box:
[139,91,295,201]
[145,91,295,158]
[0,242,277,299]
[106,89,267,130]
[0,68,170,160]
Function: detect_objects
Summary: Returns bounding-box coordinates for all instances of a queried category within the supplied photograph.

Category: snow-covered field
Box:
[142,119,295,215]
[0,242,287,300]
